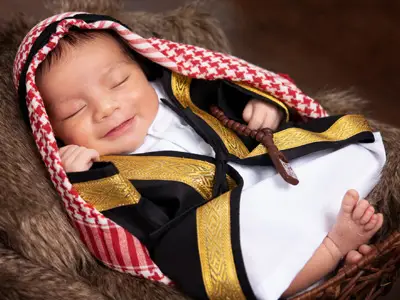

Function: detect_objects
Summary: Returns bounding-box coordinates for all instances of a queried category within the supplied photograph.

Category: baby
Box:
[35,29,384,299]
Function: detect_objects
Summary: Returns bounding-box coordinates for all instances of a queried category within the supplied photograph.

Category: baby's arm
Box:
[59,145,100,172]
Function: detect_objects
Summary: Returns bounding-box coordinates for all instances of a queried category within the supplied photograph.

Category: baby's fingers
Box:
[60,145,80,162]
[73,148,99,166]
[87,149,100,162]
[247,105,267,130]
[261,114,276,130]
[64,147,99,172]
[242,101,254,123]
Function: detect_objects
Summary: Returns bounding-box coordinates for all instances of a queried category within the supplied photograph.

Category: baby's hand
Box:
[59,145,100,173]
[242,99,283,131]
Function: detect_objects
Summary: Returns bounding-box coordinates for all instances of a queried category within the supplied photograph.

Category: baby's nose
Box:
[95,98,118,121]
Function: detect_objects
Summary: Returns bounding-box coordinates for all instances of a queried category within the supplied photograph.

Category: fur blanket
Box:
[0,1,398,299]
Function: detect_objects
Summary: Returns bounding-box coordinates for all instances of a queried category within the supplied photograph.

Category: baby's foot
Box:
[327,190,383,257]
[345,244,374,265]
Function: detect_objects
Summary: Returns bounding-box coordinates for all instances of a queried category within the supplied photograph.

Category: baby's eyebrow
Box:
[45,94,81,115]
[101,61,129,79]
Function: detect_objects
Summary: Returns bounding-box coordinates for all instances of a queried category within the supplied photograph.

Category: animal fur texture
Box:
[0,0,398,299]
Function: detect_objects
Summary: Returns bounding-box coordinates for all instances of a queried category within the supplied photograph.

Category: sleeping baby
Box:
[15,13,386,300]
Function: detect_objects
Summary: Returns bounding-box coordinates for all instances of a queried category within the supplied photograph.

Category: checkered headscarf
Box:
[13,12,328,284]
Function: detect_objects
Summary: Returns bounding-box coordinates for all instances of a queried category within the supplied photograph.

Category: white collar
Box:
[146,80,173,134]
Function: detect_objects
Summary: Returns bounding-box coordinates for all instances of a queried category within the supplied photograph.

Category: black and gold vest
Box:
[68,70,374,299]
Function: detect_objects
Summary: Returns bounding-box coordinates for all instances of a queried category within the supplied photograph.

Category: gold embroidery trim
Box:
[171,72,249,159]
[247,114,372,157]
[197,191,246,300]
[73,173,140,212]
[234,81,290,122]
[102,156,237,201]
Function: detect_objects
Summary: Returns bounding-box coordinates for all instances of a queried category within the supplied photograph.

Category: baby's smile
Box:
[104,116,136,139]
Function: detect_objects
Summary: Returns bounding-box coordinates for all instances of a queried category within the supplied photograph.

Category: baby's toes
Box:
[345,250,363,265]
[364,213,384,234]
[341,190,359,214]
[352,199,370,221]
[360,206,375,225]
[364,214,378,231]
[358,244,374,255]
[373,214,384,234]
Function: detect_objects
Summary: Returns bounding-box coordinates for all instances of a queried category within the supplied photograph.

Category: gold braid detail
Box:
[171,73,249,159]
[102,155,237,201]
[197,191,246,299]
[248,114,372,157]
[73,173,140,212]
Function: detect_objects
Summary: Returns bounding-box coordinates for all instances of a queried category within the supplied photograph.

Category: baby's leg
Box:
[282,190,383,297]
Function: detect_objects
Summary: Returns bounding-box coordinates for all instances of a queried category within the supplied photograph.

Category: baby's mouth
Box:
[105,117,135,138]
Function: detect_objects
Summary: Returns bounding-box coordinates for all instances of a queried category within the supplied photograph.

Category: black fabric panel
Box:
[217,81,260,150]
[190,78,258,150]
[132,180,207,220]
[67,162,118,183]
[230,187,257,299]
[99,178,214,246]
[104,178,215,245]
[146,163,243,242]
[102,197,166,244]
[217,81,253,122]
[129,149,217,163]
[223,80,290,122]
[188,78,252,123]
[150,210,208,299]
[189,78,220,111]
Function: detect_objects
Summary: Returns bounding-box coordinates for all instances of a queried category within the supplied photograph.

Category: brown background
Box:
[1,0,399,298]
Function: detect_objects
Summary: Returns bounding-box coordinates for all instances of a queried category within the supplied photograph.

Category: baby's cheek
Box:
[60,122,91,146]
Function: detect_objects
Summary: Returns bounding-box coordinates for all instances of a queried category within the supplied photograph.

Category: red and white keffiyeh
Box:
[13,12,327,284]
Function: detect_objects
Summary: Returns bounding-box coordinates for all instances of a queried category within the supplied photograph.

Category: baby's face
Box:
[37,34,159,155]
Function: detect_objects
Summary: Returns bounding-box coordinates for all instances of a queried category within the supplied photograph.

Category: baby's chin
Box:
[98,138,145,156]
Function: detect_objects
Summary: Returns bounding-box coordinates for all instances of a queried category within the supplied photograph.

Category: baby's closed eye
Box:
[110,75,130,89]
[62,104,87,120]
[51,100,87,121]
[106,64,131,89]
